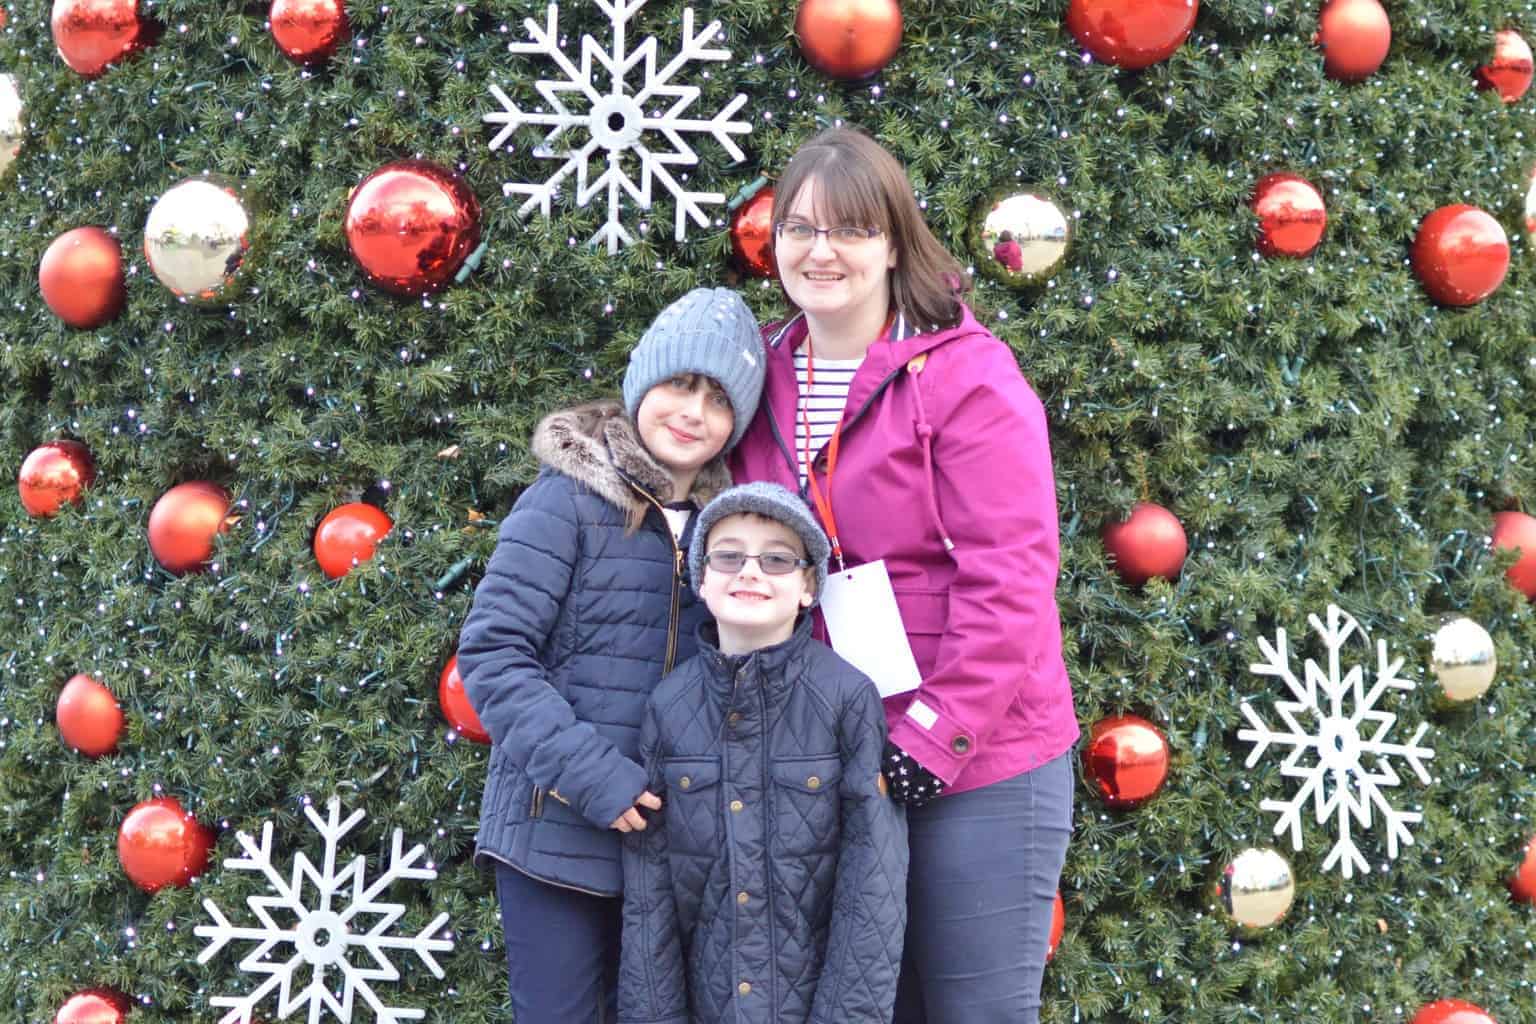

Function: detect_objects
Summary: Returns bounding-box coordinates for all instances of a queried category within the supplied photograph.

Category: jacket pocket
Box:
[661,757,722,855]
[770,755,842,854]
[893,587,949,678]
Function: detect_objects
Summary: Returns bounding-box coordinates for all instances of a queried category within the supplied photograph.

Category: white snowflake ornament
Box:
[1238,604,1435,879]
[194,798,452,1024]
[484,0,752,253]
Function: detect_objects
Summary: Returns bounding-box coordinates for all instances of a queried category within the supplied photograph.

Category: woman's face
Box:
[776,178,896,327]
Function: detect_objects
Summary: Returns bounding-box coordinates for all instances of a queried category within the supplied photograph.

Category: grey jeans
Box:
[893,750,1075,1024]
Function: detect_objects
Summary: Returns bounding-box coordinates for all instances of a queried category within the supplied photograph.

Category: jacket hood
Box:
[530,399,731,516]
[765,304,993,363]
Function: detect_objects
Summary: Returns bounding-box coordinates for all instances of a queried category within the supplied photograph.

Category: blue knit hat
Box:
[689,482,830,606]
[622,287,765,452]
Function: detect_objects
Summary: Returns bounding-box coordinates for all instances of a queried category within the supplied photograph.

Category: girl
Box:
[730,128,1079,1024]
[458,287,765,1023]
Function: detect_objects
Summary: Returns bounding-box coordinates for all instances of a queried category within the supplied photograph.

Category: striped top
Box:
[793,347,863,485]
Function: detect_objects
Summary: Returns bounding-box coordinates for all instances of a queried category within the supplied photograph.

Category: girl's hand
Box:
[610,790,663,832]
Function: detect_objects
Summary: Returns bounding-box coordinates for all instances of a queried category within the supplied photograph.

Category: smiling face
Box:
[776,177,897,329]
[634,374,734,495]
[699,512,814,654]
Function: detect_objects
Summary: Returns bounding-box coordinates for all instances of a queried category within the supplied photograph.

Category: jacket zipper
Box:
[769,362,908,498]
[627,482,687,675]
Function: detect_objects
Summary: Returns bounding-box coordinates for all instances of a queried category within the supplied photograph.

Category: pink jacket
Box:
[730,305,1079,794]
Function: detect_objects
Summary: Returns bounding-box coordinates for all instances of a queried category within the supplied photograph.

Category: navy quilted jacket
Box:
[458,401,727,896]
[619,617,909,1024]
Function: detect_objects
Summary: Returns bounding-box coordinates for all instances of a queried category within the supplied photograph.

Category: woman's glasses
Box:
[773,221,884,247]
[705,550,811,575]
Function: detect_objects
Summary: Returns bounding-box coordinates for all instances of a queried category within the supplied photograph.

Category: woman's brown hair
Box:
[772,127,968,332]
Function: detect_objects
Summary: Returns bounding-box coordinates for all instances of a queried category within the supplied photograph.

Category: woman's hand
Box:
[882,742,947,807]
[610,789,663,831]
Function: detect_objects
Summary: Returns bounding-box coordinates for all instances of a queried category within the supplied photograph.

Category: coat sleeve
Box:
[457,472,648,831]
[810,677,909,1024]
[885,336,1067,784]
[619,702,689,1024]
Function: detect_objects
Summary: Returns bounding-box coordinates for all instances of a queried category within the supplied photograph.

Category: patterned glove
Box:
[882,741,946,807]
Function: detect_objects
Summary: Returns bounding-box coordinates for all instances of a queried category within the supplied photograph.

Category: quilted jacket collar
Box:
[693,614,814,712]
[530,399,731,516]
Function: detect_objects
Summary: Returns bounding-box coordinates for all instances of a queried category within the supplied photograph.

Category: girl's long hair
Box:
[772,127,968,332]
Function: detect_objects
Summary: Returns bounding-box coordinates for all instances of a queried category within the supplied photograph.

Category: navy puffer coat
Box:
[458,400,728,896]
[619,617,909,1023]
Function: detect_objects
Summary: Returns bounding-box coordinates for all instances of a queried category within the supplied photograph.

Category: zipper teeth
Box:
[628,482,685,675]
[770,363,905,491]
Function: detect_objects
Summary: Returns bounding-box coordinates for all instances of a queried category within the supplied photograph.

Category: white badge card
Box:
[819,559,923,698]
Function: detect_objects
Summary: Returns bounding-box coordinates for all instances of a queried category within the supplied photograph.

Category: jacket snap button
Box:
[728,712,742,725]
[951,735,972,755]
[737,891,749,905]
[730,799,744,813]
[806,776,821,790]
[738,982,752,996]
[679,776,691,790]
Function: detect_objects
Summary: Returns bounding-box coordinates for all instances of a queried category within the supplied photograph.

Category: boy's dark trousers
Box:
[495,861,621,1023]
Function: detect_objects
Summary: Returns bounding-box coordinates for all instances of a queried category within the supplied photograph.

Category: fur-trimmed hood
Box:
[530,399,731,516]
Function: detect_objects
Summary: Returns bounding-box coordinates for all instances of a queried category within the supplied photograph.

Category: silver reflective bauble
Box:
[1430,615,1496,703]
[969,187,1071,287]
[0,75,23,178]
[1210,847,1294,934]
[143,177,251,303]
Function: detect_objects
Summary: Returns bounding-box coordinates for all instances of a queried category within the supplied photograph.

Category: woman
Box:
[730,127,1078,1023]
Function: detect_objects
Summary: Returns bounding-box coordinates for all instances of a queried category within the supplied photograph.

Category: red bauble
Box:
[344,160,481,296]
[39,227,126,328]
[794,0,902,80]
[1491,510,1536,599]
[270,0,349,65]
[314,502,393,579]
[1046,890,1065,962]
[117,797,214,892]
[1409,1000,1498,1024]
[147,481,232,575]
[439,654,491,744]
[55,989,132,1024]
[1102,502,1187,585]
[1252,173,1327,258]
[1083,714,1170,808]
[1511,833,1536,903]
[1065,0,1198,70]
[18,440,96,517]
[51,0,155,78]
[1476,30,1533,103]
[730,187,777,279]
[1315,0,1391,82]
[1412,205,1509,307]
[57,673,124,757]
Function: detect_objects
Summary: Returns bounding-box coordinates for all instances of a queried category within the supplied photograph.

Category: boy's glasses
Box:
[705,550,811,575]
[773,222,884,248]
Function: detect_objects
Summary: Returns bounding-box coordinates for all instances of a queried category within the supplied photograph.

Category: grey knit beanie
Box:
[689,482,831,606]
[622,287,765,452]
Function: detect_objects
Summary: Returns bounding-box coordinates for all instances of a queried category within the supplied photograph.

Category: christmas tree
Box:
[3,1,1536,1021]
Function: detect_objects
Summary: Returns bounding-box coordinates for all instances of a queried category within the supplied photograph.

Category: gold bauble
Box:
[1430,615,1496,703]
[1210,847,1294,933]
[969,187,1071,287]
[0,74,23,177]
[143,177,251,303]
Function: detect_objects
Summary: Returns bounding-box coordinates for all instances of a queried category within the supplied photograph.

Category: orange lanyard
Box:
[800,313,894,573]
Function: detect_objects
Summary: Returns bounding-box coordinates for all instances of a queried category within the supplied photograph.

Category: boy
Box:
[618,481,908,1024]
